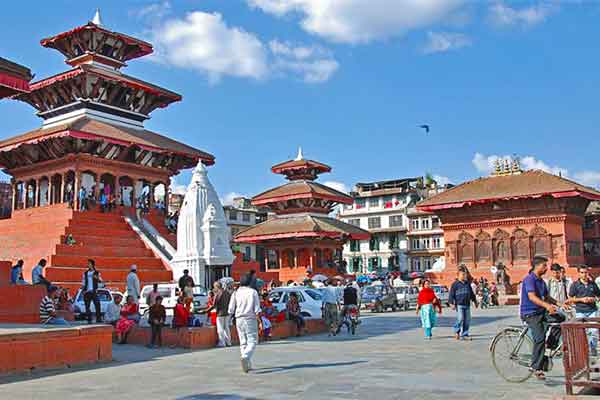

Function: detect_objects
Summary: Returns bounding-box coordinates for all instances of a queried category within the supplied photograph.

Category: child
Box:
[147,296,166,348]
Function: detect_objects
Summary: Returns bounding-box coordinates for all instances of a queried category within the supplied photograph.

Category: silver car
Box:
[395,285,419,310]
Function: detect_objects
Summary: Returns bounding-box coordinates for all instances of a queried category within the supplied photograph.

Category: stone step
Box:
[50,255,165,269]
[65,226,138,239]
[55,244,154,258]
[59,235,147,248]
[46,267,172,283]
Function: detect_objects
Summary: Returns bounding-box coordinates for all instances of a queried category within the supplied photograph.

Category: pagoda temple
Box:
[0,13,214,291]
[417,158,600,286]
[235,149,369,283]
[0,57,32,99]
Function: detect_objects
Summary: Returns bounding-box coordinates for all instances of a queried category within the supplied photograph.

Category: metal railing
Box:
[561,317,600,395]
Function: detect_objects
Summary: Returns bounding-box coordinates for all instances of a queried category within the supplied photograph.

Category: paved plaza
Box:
[0,306,595,400]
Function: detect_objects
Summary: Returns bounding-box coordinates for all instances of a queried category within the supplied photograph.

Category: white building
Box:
[406,209,445,272]
[339,177,450,275]
[223,196,267,264]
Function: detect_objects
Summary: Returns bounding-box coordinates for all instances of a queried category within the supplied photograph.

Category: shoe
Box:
[454,333,460,340]
[241,358,250,373]
[462,336,472,341]
[534,370,546,380]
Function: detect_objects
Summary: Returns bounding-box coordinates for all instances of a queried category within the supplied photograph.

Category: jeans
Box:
[216,315,232,346]
[289,314,305,331]
[523,311,565,371]
[454,305,471,337]
[46,317,68,325]
[236,317,258,362]
[84,291,102,323]
[575,310,598,352]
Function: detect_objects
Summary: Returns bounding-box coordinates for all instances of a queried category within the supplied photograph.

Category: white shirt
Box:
[105,302,121,323]
[322,286,341,304]
[228,287,260,319]
[126,272,140,299]
[83,270,94,292]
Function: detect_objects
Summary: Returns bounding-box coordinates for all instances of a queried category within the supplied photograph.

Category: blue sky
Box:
[1,0,600,202]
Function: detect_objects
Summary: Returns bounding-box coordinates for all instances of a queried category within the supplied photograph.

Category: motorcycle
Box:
[340,305,359,335]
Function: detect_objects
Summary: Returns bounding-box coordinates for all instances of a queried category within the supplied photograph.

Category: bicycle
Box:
[490,320,563,382]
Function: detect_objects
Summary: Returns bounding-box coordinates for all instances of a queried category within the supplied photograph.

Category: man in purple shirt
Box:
[520,256,566,380]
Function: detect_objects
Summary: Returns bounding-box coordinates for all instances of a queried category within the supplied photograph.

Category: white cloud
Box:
[488,1,558,28]
[433,174,453,185]
[150,11,270,83]
[221,192,245,206]
[322,180,349,194]
[269,40,339,83]
[132,1,172,20]
[149,11,338,83]
[472,153,600,188]
[169,177,187,196]
[247,0,466,44]
[422,31,471,54]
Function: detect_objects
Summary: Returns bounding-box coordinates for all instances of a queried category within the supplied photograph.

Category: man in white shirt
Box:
[228,273,261,373]
[321,280,341,336]
[126,265,141,303]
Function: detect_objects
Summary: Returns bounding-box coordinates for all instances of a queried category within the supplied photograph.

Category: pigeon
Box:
[419,124,430,133]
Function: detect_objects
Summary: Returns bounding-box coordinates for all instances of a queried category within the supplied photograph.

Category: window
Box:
[269,291,284,303]
[283,291,305,303]
[369,236,380,251]
[411,238,421,250]
[389,215,403,227]
[305,289,322,301]
[355,198,366,209]
[229,210,238,221]
[411,219,420,230]
[423,258,432,270]
[368,217,381,229]
[242,212,251,222]
[267,249,279,269]
[348,218,361,227]
[351,257,362,272]
[388,234,399,249]
[368,197,380,208]
[411,258,421,271]
[243,246,252,262]
[422,238,431,249]
[432,217,440,229]
[433,237,442,249]
[568,241,582,257]
[350,240,360,252]
[368,257,380,271]
[231,227,239,236]
[421,219,430,229]
[383,195,394,208]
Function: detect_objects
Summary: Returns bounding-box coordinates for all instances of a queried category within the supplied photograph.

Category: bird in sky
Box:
[419,124,430,133]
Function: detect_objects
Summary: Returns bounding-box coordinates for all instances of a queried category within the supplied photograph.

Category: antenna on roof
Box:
[295,147,304,161]
[92,8,103,26]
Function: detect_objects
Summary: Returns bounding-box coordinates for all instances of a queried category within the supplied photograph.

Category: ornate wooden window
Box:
[459,231,474,262]
[284,249,296,268]
[512,228,529,260]
[475,230,492,262]
[496,241,509,261]
[530,225,549,257]
[313,248,323,268]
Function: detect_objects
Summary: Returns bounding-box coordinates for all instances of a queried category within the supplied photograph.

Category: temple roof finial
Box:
[92,8,103,26]
[295,147,304,161]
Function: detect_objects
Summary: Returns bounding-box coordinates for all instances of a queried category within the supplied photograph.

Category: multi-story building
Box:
[224,196,268,264]
[406,209,444,272]
[339,177,449,275]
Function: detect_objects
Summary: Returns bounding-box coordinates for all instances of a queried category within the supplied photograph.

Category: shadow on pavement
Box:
[252,360,367,374]
[177,395,260,400]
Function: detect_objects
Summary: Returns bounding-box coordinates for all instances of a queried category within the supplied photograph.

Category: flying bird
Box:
[419,124,430,133]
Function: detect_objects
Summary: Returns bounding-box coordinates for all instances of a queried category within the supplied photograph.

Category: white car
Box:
[268,287,323,319]
[139,283,208,315]
[395,285,419,310]
[73,288,114,320]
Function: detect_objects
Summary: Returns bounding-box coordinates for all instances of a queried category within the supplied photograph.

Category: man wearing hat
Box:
[127,265,141,304]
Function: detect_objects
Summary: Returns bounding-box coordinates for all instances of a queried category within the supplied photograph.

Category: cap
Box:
[130,264,137,271]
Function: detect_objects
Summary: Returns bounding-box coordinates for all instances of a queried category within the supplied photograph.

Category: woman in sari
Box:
[116,295,139,344]
[416,279,442,340]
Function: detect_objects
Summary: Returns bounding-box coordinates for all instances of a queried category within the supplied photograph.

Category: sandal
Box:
[534,370,546,380]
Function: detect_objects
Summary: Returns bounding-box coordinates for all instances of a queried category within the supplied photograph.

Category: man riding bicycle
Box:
[520,256,568,380]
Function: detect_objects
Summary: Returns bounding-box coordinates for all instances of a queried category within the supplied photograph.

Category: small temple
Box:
[235,149,369,283]
[0,13,214,292]
[417,157,600,287]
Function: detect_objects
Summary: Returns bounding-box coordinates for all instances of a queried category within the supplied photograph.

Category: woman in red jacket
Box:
[173,296,190,328]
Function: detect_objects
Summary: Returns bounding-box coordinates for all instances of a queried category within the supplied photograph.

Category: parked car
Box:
[73,288,114,320]
[361,285,399,312]
[395,285,419,310]
[268,287,323,319]
[139,283,208,315]
[432,284,450,306]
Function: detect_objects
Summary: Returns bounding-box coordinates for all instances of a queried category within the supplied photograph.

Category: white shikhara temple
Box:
[172,162,234,288]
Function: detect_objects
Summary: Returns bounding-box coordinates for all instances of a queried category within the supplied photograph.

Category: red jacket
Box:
[173,303,189,327]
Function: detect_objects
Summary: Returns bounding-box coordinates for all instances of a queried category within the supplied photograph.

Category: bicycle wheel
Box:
[491,328,534,383]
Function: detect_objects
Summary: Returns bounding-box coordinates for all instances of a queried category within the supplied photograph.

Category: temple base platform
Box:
[0,324,112,375]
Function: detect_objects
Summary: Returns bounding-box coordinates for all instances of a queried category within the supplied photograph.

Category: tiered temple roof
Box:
[0,57,33,98]
[418,169,600,212]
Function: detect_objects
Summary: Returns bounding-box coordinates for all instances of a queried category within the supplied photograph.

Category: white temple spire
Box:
[295,147,304,161]
[92,8,103,26]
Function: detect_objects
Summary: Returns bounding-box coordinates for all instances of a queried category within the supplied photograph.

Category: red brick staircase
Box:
[0,204,172,294]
